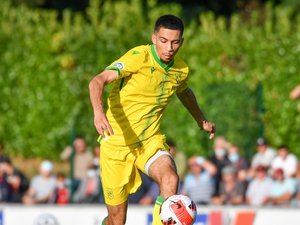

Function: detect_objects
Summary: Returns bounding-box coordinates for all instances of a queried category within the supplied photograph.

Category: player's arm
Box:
[176,87,216,139]
[89,70,118,137]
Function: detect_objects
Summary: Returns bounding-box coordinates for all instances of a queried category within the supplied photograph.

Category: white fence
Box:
[0,204,299,225]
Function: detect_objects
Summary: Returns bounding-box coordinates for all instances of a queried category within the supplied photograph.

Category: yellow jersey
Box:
[103,44,189,147]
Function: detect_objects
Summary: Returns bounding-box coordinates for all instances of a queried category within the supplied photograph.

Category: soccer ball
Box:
[160,195,197,225]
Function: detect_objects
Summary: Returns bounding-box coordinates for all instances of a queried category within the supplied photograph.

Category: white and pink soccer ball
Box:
[160,195,197,225]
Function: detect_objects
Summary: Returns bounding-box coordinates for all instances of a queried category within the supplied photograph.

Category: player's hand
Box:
[202,120,216,139]
[94,112,114,138]
[290,85,300,100]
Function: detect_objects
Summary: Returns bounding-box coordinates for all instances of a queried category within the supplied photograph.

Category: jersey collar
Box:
[150,44,174,72]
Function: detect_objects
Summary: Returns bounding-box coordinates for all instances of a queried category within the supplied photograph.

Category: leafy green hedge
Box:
[1,0,299,159]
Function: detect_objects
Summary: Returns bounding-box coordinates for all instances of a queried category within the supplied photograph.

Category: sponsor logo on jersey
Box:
[113,62,124,69]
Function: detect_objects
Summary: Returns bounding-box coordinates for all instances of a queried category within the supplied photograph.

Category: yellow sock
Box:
[152,196,165,225]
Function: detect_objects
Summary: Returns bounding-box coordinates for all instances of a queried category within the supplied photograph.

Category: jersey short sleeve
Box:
[105,46,147,79]
[176,79,188,93]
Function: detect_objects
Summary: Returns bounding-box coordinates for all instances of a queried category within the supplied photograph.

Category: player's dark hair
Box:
[154,15,184,36]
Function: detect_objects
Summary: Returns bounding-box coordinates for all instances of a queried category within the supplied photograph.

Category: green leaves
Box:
[0,0,299,159]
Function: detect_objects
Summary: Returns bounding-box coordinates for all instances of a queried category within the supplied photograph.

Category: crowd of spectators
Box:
[0,136,300,207]
[0,138,102,205]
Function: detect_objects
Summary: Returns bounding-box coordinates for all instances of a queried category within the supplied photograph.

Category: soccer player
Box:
[89,15,216,225]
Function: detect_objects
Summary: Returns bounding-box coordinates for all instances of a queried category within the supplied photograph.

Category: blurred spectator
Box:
[0,142,6,160]
[167,140,187,181]
[73,165,102,203]
[271,145,298,178]
[251,137,276,169]
[181,156,216,205]
[291,166,300,206]
[92,145,100,173]
[209,137,231,195]
[51,172,70,205]
[60,137,93,181]
[227,144,248,182]
[129,172,153,204]
[246,165,272,206]
[0,157,29,203]
[0,143,11,203]
[23,160,56,204]
[290,85,300,100]
[0,162,12,202]
[139,181,159,205]
[293,179,300,206]
[212,166,246,205]
[266,168,297,206]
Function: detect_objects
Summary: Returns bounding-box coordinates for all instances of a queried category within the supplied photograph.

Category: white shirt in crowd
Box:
[246,177,273,206]
[271,154,298,177]
[251,147,276,168]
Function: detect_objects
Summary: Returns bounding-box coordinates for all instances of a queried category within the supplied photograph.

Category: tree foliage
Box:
[0,0,299,159]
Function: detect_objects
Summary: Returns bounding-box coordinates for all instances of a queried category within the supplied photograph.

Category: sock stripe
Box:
[155,196,166,206]
[155,200,162,206]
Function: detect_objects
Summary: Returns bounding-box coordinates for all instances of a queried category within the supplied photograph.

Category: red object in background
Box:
[233,211,255,225]
[56,187,69,205]
[209,211,222,225]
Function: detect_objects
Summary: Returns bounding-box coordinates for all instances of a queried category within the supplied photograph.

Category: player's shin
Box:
[152,196,165,225]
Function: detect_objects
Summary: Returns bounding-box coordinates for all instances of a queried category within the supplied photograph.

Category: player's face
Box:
[152,28,183,63]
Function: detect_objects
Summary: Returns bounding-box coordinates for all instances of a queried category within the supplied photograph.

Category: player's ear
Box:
[180,37,184,46]
[151,34,157,44]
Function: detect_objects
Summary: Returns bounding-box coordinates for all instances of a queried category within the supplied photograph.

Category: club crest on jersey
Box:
[113,62,124,69]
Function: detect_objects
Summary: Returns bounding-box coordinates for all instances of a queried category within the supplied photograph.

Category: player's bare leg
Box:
[148,154,179,225]
[149,154,178,196]
[103,201,128,225]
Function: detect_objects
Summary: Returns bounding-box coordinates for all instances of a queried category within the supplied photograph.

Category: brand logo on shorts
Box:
[106,188,114,200]
[113,62,124,69]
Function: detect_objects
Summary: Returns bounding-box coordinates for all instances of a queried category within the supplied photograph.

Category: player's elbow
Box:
[89,70,117,90]
[89,77,95,90]
[89,75,103,91]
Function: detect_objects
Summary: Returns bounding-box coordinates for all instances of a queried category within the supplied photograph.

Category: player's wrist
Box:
[94,108,105,116]
[198,119,207,130]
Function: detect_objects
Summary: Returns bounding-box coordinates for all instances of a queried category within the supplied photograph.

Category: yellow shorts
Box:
[99,134,169,205]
